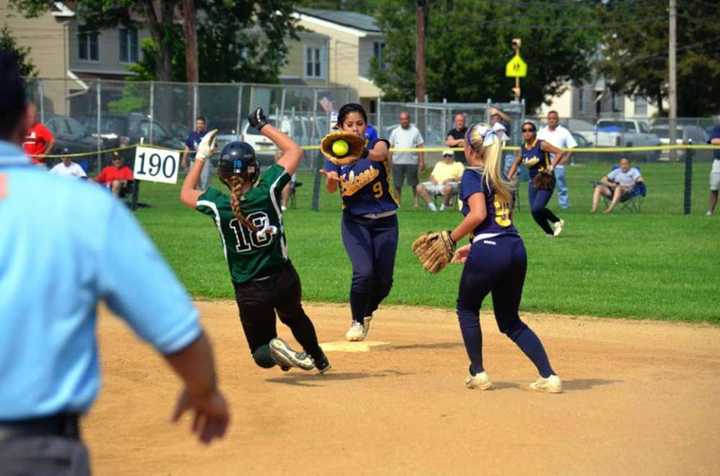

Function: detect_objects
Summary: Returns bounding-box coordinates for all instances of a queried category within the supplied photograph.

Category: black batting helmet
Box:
[217,141,259,183]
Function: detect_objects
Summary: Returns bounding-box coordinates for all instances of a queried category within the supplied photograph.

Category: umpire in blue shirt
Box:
[0,52,230,474]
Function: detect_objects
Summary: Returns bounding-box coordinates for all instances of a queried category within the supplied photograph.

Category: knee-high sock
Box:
[458,309,484,375]
[508,325,555,378]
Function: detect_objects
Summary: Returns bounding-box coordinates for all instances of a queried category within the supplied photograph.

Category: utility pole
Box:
[415,0,426,102]
[668,0,678,161]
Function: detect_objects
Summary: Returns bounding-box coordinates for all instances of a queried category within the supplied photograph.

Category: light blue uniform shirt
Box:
[0,141,202,420]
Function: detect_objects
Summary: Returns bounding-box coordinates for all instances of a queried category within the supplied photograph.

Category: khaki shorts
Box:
[710,171,720,191]
[421,181,459,195]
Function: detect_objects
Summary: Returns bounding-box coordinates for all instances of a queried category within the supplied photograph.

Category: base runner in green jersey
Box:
[180,108,330,374]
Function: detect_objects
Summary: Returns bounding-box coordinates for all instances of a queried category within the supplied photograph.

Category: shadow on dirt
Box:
[265,369,410,387]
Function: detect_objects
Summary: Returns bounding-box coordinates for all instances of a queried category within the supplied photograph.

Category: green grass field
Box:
[133,159,720,323]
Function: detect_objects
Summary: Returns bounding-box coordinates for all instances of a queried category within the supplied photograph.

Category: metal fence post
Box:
[311,89,322,212]
[192,83,198,126]
[683,139,693,215]
[280,87,287,123]
[96,80,102,174]
[38,80,45,123]
[377,96,383,133]
[235,85,243,139]
[149,81,155,145]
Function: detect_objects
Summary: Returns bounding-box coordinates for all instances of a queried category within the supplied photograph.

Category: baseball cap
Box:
[442,149,454,156]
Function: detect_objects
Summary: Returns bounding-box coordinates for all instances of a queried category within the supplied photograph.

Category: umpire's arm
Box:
[97,197,229,444]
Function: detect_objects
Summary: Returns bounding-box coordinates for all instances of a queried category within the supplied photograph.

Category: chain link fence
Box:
[26,78,356,173]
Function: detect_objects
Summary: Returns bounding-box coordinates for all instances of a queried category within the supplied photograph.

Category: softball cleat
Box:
[314,352,332,375]
[530,374,563,393]
[552,219,565,237]
[465,370,493,390]
[345,321,365,341]
[269,338,315,371]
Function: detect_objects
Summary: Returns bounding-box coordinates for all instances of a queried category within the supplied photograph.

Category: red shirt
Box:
[96,165,133,184]
[23,123,54,164]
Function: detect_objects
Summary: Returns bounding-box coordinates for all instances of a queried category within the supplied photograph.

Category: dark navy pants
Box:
[528,181,560,235]
[456,235,555,377]
[341,212,398,323]
[0,436,90,475]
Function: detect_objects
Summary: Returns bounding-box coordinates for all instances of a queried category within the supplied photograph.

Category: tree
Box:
[598,0,720,116]
[10,0,299,83]
[371,0,602,112]
[0,24,37,78]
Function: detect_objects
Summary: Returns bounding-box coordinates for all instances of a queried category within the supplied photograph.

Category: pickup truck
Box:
[593,119,661,161]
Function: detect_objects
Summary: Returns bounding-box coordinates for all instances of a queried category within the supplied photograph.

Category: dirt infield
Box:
[86,302,720,475]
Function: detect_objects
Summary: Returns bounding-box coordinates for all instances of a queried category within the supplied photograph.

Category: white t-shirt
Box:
[608,167,641,188]
[389,125,424,165]
[538,125,577,165]
[49,162,87,178]
[711,159,720,174]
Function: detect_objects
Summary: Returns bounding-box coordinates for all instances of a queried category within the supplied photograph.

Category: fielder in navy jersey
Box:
[449,123,562,392]
[323,103,399,342]
[508,121,567,236]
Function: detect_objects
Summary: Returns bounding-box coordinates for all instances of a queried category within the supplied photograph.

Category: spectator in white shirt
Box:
[389,112,424,206]
[592,158,644,214]
[538,111,577,209]
[49,151,87,179]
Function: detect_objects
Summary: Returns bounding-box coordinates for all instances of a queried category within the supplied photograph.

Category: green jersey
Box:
[196,164,292,284]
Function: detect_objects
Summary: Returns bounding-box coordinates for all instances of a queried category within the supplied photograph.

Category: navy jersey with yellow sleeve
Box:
[196,164,291,284]
[324,138,398,216]
[521,139,551,178]
[461,169,518,237]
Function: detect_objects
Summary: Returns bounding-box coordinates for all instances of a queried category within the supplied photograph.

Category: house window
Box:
[78,28,99,61]
[119,27,139,63]
[305,46,324,79]
[577,88,585,113]
[611,91,621,112]
[373,41,386,69]
[634,96,648,116]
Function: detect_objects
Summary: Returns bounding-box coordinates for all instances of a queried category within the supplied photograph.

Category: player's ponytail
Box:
[466,123,512,203]
[222,175,258,232]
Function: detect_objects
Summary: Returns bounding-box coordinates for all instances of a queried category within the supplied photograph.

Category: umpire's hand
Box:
[173,388,230,445]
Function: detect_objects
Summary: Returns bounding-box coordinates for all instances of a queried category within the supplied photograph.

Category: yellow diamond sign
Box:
[505,54,527,78]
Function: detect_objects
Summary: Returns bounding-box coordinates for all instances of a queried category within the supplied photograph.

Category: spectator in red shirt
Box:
[22,103,54,165]
[96,152,133,197]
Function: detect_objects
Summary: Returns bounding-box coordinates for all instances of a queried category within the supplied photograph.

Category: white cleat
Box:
[345,321,366,341]
[465,371,493,390]
[269,338,315,371]
[530,374,563,393]
[552,219,565,237]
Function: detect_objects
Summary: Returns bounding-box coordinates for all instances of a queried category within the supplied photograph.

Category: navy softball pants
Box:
[341,212,398,323]
[456,235,555,378]
[528,182,560,235]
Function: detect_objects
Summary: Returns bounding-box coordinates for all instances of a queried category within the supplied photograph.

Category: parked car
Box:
[651,124,711,160]
[78,114,185,152]
[593,119,661,161]
[44,115,99,171]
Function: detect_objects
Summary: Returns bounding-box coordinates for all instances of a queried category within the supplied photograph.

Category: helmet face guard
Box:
[217,141,259,184]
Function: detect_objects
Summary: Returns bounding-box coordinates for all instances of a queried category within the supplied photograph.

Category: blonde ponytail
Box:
[466,123,512,203]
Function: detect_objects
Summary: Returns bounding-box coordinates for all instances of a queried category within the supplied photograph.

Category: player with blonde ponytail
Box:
[450,123,562,392]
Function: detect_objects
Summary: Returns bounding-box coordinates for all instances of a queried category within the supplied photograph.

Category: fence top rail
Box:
[28,78,355,90]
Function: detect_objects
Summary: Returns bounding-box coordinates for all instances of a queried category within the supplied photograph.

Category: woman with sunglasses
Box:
[508,121,567,237]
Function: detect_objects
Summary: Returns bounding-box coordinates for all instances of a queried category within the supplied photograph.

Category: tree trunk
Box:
[143,0,173,82]
[182,0,198,83]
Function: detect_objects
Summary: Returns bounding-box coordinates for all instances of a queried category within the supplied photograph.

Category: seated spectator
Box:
[592,158,644,214]
[416,149,465,211]
[49,149,87,179]
[96,152,133,197]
